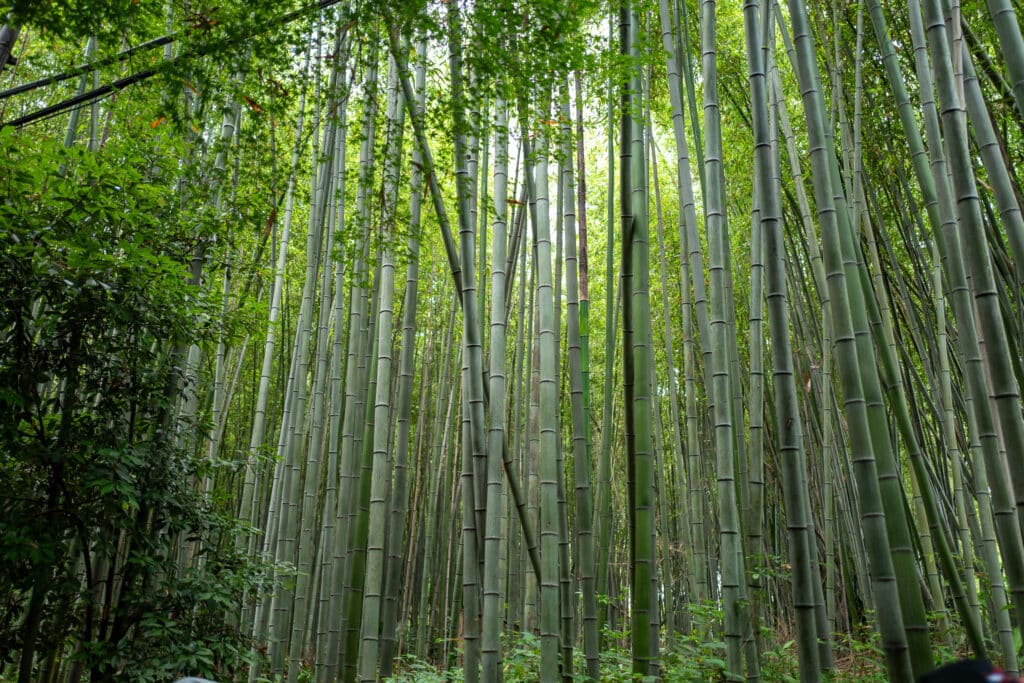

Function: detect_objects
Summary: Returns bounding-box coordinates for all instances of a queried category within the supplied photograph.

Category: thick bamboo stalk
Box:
[743,0,823,677]
[622,7,659,675]
[481,95,510,681]
[357,51,405,682]
[780,0,914,678]
[379,31,428,678]
[702,0,751,675]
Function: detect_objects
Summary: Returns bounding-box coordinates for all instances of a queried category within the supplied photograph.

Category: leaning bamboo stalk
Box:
[780,0,914,677]
[386,20,542,588]
[914,0,1024,634]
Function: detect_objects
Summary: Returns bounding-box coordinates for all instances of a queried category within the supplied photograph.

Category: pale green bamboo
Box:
[674,0,707,203]
[865,0,1004,656]
[791,4,935,666]
[855,161,947,638]
[357,51,405,682]
[477,99,491,344]
[286,34,349,677]
[415,305,458,658]
[379,32,427,677]
[524,249,540,635]
[963,388,1017,663]
[395,343,432,660]
[481,95,510,682]
[744,47,766,655]
[840,213,936,677]
[471,96,491,541]
[246,67,308,682]
[288,181,334,680]
[201,85,245,498]
[853,215,983,656]
[62,37,96,149]
[388,22,542,583]
[572,70,595,647]
[314,92,349,683]
[338,44,386,664]
[265,72,331,673]
[561,88,599,681]
[703,0,748,675]
[770,36,839,663]
[507,209,530,634]
[384,21,462,299]
[658,0,714,409]
[848,0,866,241]
[595,15,617,615]
[554,134,575,682]
[342,259,382,682]
[435,342,462,660]
[910,465,943,613]
[932,243,989,662]
[648,124,687,634]
[457,356,482,681]
[775,0,868,642]
[239,66,306,559]
[527,87,562,681]
[322,122,371,683]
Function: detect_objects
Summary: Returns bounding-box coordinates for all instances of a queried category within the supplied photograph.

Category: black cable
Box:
[1,0,350,129]
[3,68,156,128]
[0,34,175,101]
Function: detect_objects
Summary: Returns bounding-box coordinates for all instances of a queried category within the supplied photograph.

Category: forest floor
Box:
[380,630,909,682]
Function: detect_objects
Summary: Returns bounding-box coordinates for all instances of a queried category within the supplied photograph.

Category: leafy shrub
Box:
[0,125,264,681]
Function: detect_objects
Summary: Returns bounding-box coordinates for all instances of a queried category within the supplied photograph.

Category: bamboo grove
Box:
[3,0,1024,679]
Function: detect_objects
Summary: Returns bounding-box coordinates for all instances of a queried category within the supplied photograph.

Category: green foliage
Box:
[0,125,264,681]
[253,659,315,683]
[381,608,922,683]
[388,653,465,683]
[3,0,161,42]
[77,550,269,682]
[501,631,540,679]
[386,611,783,682]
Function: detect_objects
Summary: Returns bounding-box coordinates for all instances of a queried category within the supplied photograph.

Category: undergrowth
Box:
[384,626,905,682]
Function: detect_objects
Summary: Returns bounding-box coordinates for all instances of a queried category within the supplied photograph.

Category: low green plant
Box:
[831,624,887,682]
[387,653,463,682]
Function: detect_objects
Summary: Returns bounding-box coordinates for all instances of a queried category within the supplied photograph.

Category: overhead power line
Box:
[0,34,175,102]
[1,0,349,129]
